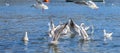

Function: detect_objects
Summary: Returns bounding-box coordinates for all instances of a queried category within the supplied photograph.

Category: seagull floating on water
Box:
[103,29,113,41]
[23,32,29,41]
[32,0,48,13]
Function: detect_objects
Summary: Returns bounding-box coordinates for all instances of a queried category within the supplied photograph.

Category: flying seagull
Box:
[74,0,99,9]
[32,0,48,13]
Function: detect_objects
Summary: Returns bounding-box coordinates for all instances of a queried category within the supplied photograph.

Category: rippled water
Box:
[0,0,120,53]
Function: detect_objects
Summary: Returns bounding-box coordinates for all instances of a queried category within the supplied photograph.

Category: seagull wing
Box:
[108,32,112,37]
[80,26,89,40]
[48,19,55,31]
[74,23,81,36]
[52,23,68,41]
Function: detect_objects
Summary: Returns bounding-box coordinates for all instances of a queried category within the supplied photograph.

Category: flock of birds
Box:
[21,0,113,45]
[3,0,113,45]
[47,19,113,44]
[3,0,112,45]
[22,19,113,45]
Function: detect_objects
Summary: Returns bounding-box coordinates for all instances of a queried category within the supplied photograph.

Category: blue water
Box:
[0,0,120,53]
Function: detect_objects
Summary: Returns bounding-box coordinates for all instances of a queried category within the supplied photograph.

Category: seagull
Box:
[32,0,48,13]
[67,19,90,40]
[74,0,99,9]
[60,24,71,36]
[50,23,68,44]
[103,29,113,41]
[23,32,29,41]
[80,23,90,40]
[85,1,99,9]
[48,19,55,38]
[48,20,70,38]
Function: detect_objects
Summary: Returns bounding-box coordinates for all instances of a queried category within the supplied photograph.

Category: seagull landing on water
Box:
[80,23,90,40]
[103,29,113,41]
[23,32,29,41]
[32,0,48,13]
[50,23,68,45]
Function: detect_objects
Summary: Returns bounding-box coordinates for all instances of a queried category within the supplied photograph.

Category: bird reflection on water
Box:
[78,40,90,52]
[48,44,60,53]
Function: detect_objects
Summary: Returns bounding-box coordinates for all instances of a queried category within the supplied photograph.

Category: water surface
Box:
[0,0,120,53]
